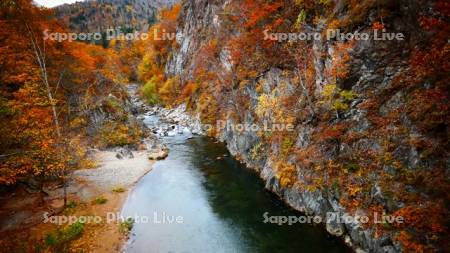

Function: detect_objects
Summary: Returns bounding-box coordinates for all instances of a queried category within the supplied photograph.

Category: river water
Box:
[121,116,351,253]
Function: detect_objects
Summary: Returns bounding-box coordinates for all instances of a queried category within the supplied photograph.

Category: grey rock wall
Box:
[162,0,444,252]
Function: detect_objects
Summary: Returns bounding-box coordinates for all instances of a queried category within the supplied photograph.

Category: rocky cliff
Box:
[163,0,449,252]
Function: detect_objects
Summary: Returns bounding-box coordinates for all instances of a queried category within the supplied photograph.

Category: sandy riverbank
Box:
[62,149,156,252]
[0,148,157,252]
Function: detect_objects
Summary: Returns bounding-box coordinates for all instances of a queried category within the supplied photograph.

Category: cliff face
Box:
[165,0,449,252]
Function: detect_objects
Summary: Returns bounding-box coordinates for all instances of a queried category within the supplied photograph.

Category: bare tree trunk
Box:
[26,24,62,138]
[296,68,316,118]
[63,176,67,206]
[26,24,68,207]
[288,47,316,119]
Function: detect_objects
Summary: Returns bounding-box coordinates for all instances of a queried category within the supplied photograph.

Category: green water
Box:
[122,136,351,253]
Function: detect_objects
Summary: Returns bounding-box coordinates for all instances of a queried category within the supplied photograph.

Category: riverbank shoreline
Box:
[0,147,158,252]
[2,83,352,253]
[61,149,157,253]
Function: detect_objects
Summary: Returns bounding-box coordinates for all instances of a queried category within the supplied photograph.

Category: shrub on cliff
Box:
[141,79,161,106]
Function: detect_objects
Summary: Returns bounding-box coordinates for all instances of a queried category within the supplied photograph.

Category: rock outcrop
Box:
[162,1,449,252]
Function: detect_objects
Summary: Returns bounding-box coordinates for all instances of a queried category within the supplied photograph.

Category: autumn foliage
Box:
[0,0,130,185]
[3,0,446,252]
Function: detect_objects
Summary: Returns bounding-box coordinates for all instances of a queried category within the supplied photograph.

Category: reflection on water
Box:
[122,135,351,253]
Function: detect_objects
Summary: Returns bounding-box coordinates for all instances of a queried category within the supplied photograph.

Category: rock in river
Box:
[148,148,169,160]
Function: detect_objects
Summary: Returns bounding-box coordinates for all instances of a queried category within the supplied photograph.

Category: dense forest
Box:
[0,0,152,185]
[55,0,177,46]
[0,0,449,252]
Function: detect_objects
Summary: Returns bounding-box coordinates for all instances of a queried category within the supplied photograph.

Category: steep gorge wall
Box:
[165,1,449,252]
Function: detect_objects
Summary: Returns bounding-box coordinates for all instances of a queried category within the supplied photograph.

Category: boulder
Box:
[148,149,169,160]
[116,147,134,159]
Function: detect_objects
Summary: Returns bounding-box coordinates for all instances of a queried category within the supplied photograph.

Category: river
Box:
[121,114,351,253]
